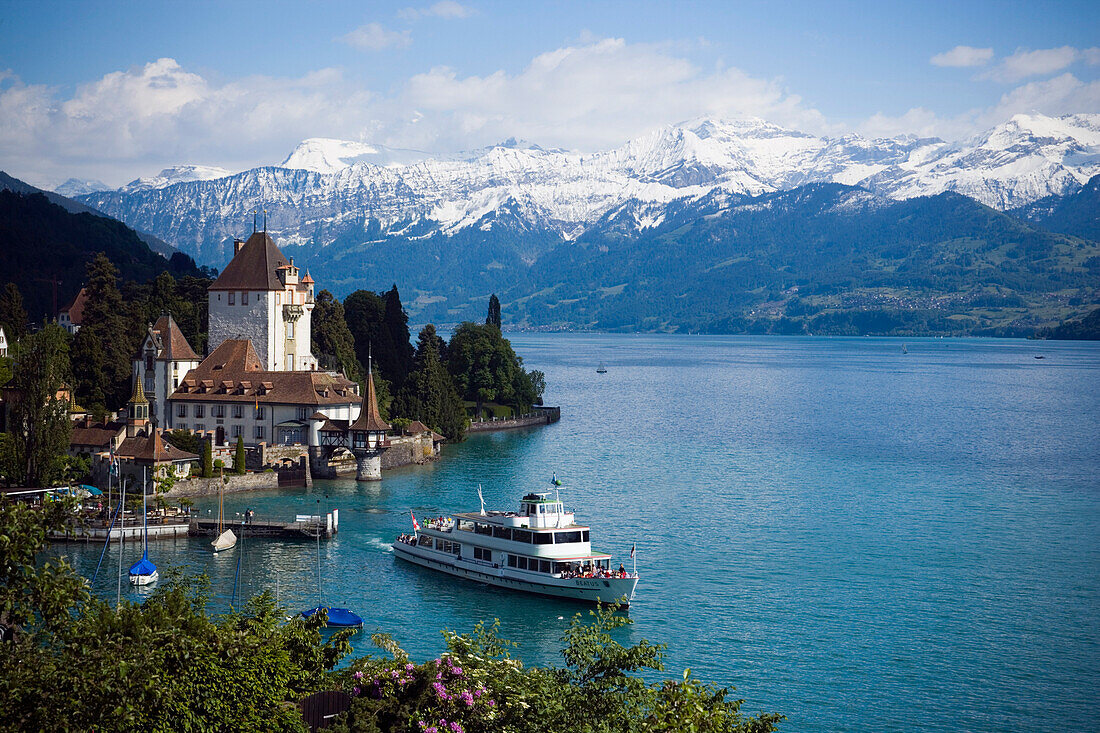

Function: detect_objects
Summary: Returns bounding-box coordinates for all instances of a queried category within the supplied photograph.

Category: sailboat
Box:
[596,362,608,374]
[902,343,909,354]
[211,471,237,553]
[300,500,363,629]
[128,467,158,586]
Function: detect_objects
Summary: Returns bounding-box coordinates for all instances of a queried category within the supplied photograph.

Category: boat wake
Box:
[367,537,394,553]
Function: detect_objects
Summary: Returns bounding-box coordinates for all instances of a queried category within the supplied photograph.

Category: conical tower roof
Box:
[349,360,390,432]
[129,375,149,405]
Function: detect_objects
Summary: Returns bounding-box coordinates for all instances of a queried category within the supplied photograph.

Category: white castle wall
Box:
[208,291,274,364]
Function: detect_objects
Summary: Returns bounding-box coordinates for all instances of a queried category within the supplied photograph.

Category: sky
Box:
[1,0,1098,188]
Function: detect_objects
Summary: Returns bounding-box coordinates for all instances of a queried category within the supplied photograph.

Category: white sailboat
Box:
[128,467,158,586]
[211,473,237,553]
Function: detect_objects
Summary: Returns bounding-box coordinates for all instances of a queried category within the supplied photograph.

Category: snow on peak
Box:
[281,138,381,173]
[123,165,232,192]
[54,178,110,197]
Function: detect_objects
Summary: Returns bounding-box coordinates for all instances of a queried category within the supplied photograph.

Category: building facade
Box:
[58,287,87,334]
[131,314,200,430]
[206,231,317,371]
[168,339,360,447]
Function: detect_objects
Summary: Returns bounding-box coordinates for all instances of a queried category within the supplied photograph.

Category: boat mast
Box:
[116,476,126,606]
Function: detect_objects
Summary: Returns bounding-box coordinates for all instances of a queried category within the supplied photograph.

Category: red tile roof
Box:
[146,314,199,361]
[209,231,291,291]
[70,420,126,451]
[116,430,198,463]
[170,339,358,406]
[61,287,87,324]
[349,369,390,432]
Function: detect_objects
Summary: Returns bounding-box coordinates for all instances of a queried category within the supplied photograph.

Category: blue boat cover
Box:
[300,606,364,627]
[129,552,157,576]
[81,484,104,496]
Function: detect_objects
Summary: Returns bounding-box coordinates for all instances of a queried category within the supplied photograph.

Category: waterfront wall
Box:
[165,471,279,498]
[467,406,561,433]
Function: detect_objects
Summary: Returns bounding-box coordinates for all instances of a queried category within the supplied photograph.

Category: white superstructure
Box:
[393,491,638,606]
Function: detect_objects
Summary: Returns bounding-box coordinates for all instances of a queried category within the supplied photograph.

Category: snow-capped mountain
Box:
[122,164,233,192]
[53,177,111,197]
[78,113,1100,266]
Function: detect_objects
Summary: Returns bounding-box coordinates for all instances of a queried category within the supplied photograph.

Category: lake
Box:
[59,334,1100,732]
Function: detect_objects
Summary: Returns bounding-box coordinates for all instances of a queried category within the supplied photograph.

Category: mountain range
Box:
[64,112,1100,333]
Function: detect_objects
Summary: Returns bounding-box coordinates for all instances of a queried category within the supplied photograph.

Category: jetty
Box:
[190,509,339,540]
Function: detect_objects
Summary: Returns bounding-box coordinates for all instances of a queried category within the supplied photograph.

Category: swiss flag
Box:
[410,511,420,532]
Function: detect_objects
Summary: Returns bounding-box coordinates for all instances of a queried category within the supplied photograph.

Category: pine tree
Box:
[393,324,467,442]
[72,254,136,412]
[234,435,246,475]
[381,285,414,390]
[0,283,28,342]
[311,290,362,381]
[485,294,501,329]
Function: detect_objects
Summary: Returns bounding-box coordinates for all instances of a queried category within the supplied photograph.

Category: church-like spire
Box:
[349,351,390,432]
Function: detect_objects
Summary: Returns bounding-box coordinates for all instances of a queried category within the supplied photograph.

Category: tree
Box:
[486,293,502,329]
[380,284,414,390]
[311,290,362,381]
[3,324,72,487]
[201,438,213,479]
[392,325,468,441]
[234,435,246,475]
[343,289,387,376]
[0,282,28,341]
[71,254,136,412]
[447,322,540,418]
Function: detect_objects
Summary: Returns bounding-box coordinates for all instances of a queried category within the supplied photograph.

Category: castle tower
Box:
[348,359,390,481]
[126,376,150,438]
[206,229,317,371]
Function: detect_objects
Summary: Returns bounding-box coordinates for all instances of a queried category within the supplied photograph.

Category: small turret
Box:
[127,376,150,438]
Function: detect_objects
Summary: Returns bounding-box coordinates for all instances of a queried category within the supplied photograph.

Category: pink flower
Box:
[474,689,482,698]
[352,686,360,695]
[406,662,415,671]
[353,670,364,680]
[488,699,496,707]
[450,723,463,733]
[452,666,463,676]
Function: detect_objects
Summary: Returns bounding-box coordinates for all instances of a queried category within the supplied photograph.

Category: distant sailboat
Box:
[596,362,608,374]
[128,467,158,586]
[902,343,908,354]
[211,473,237,553]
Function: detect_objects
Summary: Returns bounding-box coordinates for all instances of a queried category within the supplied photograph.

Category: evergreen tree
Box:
[447,322,539,418]
[234,435,246,475]
[485,294,502,329]
[72,254,136,412]
[311,290,362,381]
[0,282,28,341]
[201,439,213,479]
[3,324,72,486]
[343,289,387,376]
[380,284,414,390]
[392,325,467,441]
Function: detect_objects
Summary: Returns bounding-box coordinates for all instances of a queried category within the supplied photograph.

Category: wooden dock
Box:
[50,514,191,542]
[189,509,339,540]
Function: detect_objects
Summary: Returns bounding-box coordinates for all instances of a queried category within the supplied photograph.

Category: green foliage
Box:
[201,439,213,478]
[163,429,201,456]
[234,435,247,474]
[391,325,468,442]
[123,272,212,356]
[485,294,501,329]
[447,323,538,417]
[3,324,72,486]
[1035,307,1100,340]
[313,289,363,381]
[72,254,136,412]
[0,282,28,342]
[330,606,782,733]
[344,288,414,393]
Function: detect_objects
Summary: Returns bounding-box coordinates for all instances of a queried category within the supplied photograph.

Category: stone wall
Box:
[165,471,280,498]
[381,435,436,469]
[467,406,561,433]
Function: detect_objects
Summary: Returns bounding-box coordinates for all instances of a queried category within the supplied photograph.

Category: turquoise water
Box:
[58,335,1100,732]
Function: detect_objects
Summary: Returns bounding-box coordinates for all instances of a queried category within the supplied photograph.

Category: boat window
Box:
[418,536,434,548]
[513,529,532,543]
[555,530,582,544]
[507,555,517,568]
[553,562,569,574]
[492,526,512,540]
[532,532,553,545]
[582,530,590,542]
[458,519,474,532]
[518,557,528,570]
[539,560,551,574]
[474,523,492,535]
[473,547,491,561]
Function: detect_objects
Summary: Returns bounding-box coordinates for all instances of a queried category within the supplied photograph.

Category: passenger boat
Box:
[393,491,639,606]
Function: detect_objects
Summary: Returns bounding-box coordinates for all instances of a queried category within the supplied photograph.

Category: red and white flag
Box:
[410,511,420,532]
[630,543,635,559]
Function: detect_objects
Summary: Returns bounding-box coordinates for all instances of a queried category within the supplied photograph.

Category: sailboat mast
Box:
[142,466,148,556]
[117,477,126,606]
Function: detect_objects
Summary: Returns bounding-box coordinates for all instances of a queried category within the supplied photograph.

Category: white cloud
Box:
[1085,47,1100,66]
[985,46,1081,82]
[338,22,412,51]
[930,46,993,68]
[397,1,473,20]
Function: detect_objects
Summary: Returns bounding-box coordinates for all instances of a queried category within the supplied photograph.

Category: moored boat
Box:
[393,490,638,606]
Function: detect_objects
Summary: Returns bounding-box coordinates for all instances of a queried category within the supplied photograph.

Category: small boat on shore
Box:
[393,489,639,606]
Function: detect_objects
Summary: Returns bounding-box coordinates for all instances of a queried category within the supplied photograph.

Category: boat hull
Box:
[393,542,637,606]
[129,570,159,586]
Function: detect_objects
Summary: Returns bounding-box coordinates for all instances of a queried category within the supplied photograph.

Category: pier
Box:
[189,509,339,540]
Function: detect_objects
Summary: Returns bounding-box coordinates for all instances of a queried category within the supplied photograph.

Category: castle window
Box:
[212,405,225,418]
[233,405,242,419]
[255,406,266,420]
[195,405,205,418]
[254,426,265,439]
[241,291,248,305]
[145,354,154,370]
[177,404,186,417]
[286,321,295,339]
[232,425,242,438]
[228,292,235,305]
